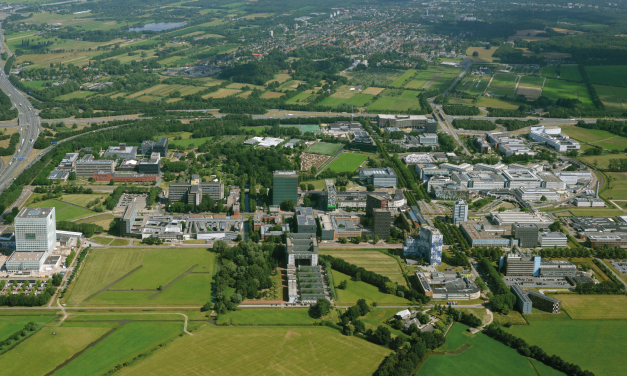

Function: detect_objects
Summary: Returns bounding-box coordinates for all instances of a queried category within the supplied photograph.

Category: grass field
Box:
[320,249,406,285]
[478,96,522,110]
[602,172,627,200]
[560,126,627,150]
[0,316,55,340]
[568,208,625,217]
[306,142,343,156]
[390,69,417,88]
[54,322,183,376]
[487,73,519,96]
[326,153,368,173]
[0,326,111,375]
[585,65,627,86]
[332,270,409,305]
[554,294,627,319]
[216,309,319,325]
[509,320,626,376]
[27,199,69,212]
[417,323,543,376]
[541,66,584,82]
[60,194,109,208]
[56,206,96,222]
[466,47,497,63]
[67,248,216,307]
[578,153,619,170]
[284,91,313,104]
[367,96,421,112]
[594,84,627,112]
[542,79,594,107]
[116,325,389,376]
[457,76,490,94]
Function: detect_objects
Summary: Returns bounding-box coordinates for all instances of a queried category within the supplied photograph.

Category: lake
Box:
[129,22,187,32]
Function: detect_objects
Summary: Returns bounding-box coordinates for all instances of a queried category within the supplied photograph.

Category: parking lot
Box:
[503,276,571,288]
[610,260,627,274]
[115,193,148,211]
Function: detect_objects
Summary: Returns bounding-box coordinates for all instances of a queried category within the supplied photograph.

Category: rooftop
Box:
[17,207,54,219]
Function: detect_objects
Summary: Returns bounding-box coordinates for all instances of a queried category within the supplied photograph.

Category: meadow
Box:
[216,309,319,325]
[553,294,627,319]
[457,76,490,95]
[60,193,109,208]
[367,96,421,112]
[332,270,409,305]
[577,154,619,170]
[390,69,417,87]
[115,325,390,376]
[326,153,368,173]
[466,47,497,63]
[487,73,519,96]
[568,208,626,217]
[541,66,584,81]
[584,65,627,86]
[560,126,627,150]
[320,249,407,285]
[593,84,627,112]
[0,315,55,340]
[509,319,627,376]
[306,142,343,156]
[67,248,216,307]
[541,79,594,107]
[602,172,627,200]
[27,199,95,221]
[417,323,546,376]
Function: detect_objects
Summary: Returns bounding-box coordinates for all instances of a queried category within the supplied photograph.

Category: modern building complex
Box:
[490,212,553,227]
[539,232,568,248]
[512,224,540,248]
[318,214,363,240]
[453,200,468,225]
[504,254,541,277]
[294,207,317,234]
[514,188,559,201]
[168,181,225,204]
[511,285,533,314]
[403,226,443,266]
[325,179,337,210]
[452,172,506,190]
[6,207,56,272]
[272,170,299,205]
[512,285,561,314]
[529,126,580,152]
[75,158,115,177]
[121,202,138,236]
[377,114,437,132]
[358,167,397,187]
[103,143,138,159]
[142,137,169,157]
[372,209,391,239]
[366,194,388,216]
[460,222,517,247]
[286,233,319,267]
[414,271,481,300]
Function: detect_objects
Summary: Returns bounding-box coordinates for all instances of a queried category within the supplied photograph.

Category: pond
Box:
[129,22,187,32]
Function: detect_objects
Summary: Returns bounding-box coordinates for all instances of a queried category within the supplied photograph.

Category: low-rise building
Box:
[587,235,627,248]
[93,173,157,183]
[574,197,605,207]
[294,207,317,234]
[414,271,481,300]
[514,188,560,201]
[404,154,435,165]
[511,285,533,314]
[416,164,450,179]
[47,170,70,182]
[526,290,561,313]
[539,232,567,248]
[431,184,470,200]
[502,169,543,189]
[452,171,506,190]
[75,159,115,176]
[460,222,516,247]
[358,167,397,187]
[530,126,580,152]
[490,212,553,227]
[103,143,138,159]
[539,172,566,190]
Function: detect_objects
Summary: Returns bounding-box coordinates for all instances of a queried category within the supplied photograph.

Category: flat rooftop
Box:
[9,252,45,262]
[17,207,54,219]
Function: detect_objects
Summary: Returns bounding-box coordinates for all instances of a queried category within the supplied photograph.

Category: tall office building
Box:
[6,207,56,272]
[273,170,298,206]
[403,226,443,266]
[372,209,391,239]
[512,224,539,248]
[453,200,468,225]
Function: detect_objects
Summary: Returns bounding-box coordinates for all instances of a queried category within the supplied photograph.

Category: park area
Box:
[320,249,407,285]
[67,248,216,307]
[487,73,519,96]
[306,142,343,156]
[326,153,368,173]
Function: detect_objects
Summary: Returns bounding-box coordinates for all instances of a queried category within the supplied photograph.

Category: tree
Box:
[373,235,379,243]
[472,51,479,57]
[307,183,315,191]
[235,234,242,242]
[338,237,347,244]
[109,179,115,185]
[201,302,212,312]
[366,184,375,192]
[303,197,311,207]
[311,298,331,318]
[344,324,355,336]
[280,200,295,212]
[68,172,76,181]
[540,195,547,201]
[339,280,348,289]
[300,183,306,191]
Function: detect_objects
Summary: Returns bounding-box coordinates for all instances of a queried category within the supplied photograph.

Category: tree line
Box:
[451,119,496,131]
[480,258,517,314]
[443,104,481,116]
[495,119,539,131]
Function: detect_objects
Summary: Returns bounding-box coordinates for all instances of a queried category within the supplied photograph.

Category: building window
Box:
[25,233,36,240]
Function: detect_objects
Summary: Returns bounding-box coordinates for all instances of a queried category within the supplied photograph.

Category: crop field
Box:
[516,76,545,98]
[367,96,421,112]
[332,270,409,305]
[585,65,627,86]
[321,249,406,285]
[477,96,521,110]
[349,67,403,87]
[553,294,627,320]
[487,73,519,96]
[67,248,216,307]
[0,326,111,376]
[541,79,594,107]
[53,322,183,376]
[306,142,343,156]
[326,153,368,173]
[602,172,627,200]
[541,66,584,81]
[466,47,498,63]
[417,323,541,376]
[216,309,319,325]
[362,87,385,95]
[561,126,627,150]
[457,76,490,94]
[390,69,417,87]
[115,325,389,376]
[260,91,285,99]
[594,84,627,112]
[508,320,627,376]
[202,88,241,98]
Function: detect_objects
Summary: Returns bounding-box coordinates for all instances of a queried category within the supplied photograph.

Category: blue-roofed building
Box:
[294,207,317,234]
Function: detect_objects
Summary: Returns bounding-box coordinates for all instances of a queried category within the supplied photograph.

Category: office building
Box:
[514,188,560,201]
[168,181,225,204]
[530,126,580,152]
[526,290,561,313]
[93,173,157,183]
[511,285,533,314]
[59,153,79,169]
[0,232,16,250]
[325,179,337,210]
[570,216,627,233]
[138,153,161,174]
[318,214,363,240]
[103,143,138,159]
[431,184,469,200]
[587,235,627,248]
[539,232,567,248]
[460,222,516,247]
[474,136,492,153]
[419,133,438,146]
[294,207,317,234]
[490,212,553,227]
[372,209,391,239]
[121,202,138,236]
[539,260,577,277]
[358,167,397,187]
[416,164,449,179]
[512,224,540,248]
[75,159,115,177]
[501,169,543,189]
[366,194,388,216]
[286,233,319,267]
[452,172,506,190]
[377,114,437,132]
[414,271,481,300]
[153,137,169,157]
[403,226,443,266]
[539,172,566,190]
[452,200,468,225]
[6,207,56,272]
[273,170,299,206]
[504,254,541,276]
[405,154,435,165]
[574,197,605,207]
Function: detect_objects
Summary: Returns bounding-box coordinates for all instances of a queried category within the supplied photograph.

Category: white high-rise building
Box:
[453,200,468,225]
[6,207,56,272]
[403,226,443,266]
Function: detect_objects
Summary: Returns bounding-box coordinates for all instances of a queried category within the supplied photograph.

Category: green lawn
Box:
[56,206,96,221]
[285,91,313,104]
[578,153,619,170]
[60,193,109,208]
[518,75,545,88]
[603,172,627,200]
[585,65,627,86]
[327,153,368,173]
[560,126,627,150]
[216,309,319,325]
[508,320,626,376]
[332,270,409,305]
[417,323,546,376]
[53,322,183,376]
[367,96,421,112]
[27,199,69,211]
[0,316,55,340]
[541,66,584,82]
[55,91,93,100]
[389,69,417,88]
[320,249,407,285]
[568,208,626,217]
[306,142,343,156]
[487,73,519,96]
[541,79,594,107]
[554,294,627,320]
[115,326,390,376]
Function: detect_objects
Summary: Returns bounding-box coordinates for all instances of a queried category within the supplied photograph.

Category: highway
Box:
[0,23,40,194]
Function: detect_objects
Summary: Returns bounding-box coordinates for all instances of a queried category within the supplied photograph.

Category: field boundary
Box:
[83,265,143,303]
[315,147,345,175]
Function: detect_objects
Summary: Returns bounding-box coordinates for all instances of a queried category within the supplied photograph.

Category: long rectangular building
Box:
[75,160,115,176]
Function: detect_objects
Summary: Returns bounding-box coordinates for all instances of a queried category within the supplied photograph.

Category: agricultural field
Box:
[348,67,403,87]
[67,248,216,307]
[477,96,521,110]
[541,79,594,107]
[404,66,461,91]
[487,73,519,96]
[553,294,627,320]
[284,91,313,104]
[367,96,421,112]
[390,69,417,88]
[457,75,490,95]
[509,319,627,376]
[216,309,319,325]
[306,142,343,156]
[466,47,497,63]
[320,249,407,285]
[560,126,627,150]
[594,84,627,112]
[516,75,545,99]
[584,65,627,86]
[602,172,627,201]
[541,66,584,82]
[0,315,56,340]
[331,270,409,305]
[326,153,368,173]
[417,323,546,376]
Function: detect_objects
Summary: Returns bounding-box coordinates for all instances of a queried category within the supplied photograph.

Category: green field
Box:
[56,91,93,100]
[541,79,594,107]
[0,316,55,340]
[509,319,626,376]
[327,153,368,173]
[53,322,183,376]
[594,84,627,112]
[541,66,584,82]
[561,126,627,150]
[0,326,111,375]
[487,73,519,96]
[390,69,417,88]
[27,199,69,211]
[367,96,421,112]
[332,270,409,305]
[457,76,490,94]
[466,47,497,63]
[602,172,627,200]
[585,65,627,86]
[555,294,627,320]
[518,75,545,88]
[216,309,319,325]
[320,249,407,285]
[56,206,96,221]
[417,323,547,376]
[68,248,216,307]
[578,153,619,170]
[306,142,343,156]
[285,91,313,104]
[59,194,109,208]
[568,208,625,217]
[115,326,390,376]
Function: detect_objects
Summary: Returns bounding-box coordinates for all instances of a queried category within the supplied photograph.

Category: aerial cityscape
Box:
[0,0,626,374]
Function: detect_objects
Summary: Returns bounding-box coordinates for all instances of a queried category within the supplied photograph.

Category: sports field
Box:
[306,142,343,156]
[541,79,594,107]
[320,249,406,285]
[560,126,627,150]
[417,323,542,376]
[487,73,518,96]
[553,294,627,320]
[67,248,216,307]
[594,84,627,112]
[585,65,627,86]
[541,66,584,82]
[115,326,390,376]
[327,153,368,173]
[332,270,409,305]
[509,320,627,376]
[216,309,319,325]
